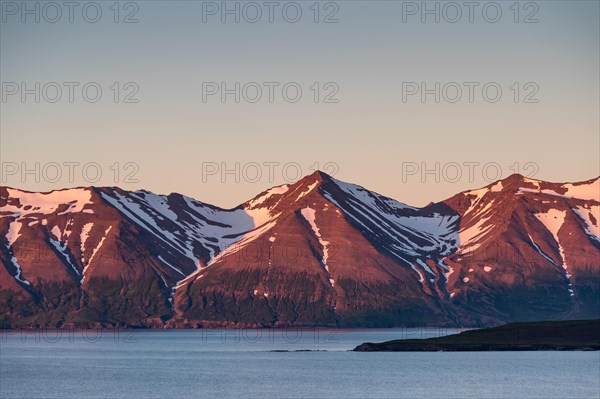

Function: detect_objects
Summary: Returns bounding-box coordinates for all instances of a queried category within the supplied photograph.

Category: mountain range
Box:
[1,172,598,328]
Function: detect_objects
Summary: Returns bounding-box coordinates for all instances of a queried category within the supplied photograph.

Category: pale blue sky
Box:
[1,1,599,207]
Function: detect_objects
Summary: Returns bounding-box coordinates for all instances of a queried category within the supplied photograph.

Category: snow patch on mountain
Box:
[49,236,80,277]
[562,179,600,201]
[101,191,198,263]
[535,209,566,245]
[132,191,179,221]
[6,221,22,246]
[457,197,496,254]
[300,207,333,287]
[170,193,281,287]
[572,205,600,242]
[80,223,94,256]
[325,178,459,261]
[523,177,541,188]
[1,208,31,285]
[528,233,558,266]
[81,226,112,284]
[518,178,599,201]
[333,179,414,211]
[207,218,278,266]
[191,181,309,271]
[490,182,503,192]
[181,196,255,256]
[410,264,425,283]
[5,246,31,286]
[535,209,574,296]
[246,184,289,209]
[415,259,435,276]
[4,188,92,217]
[158,255,185,276]
[463,188,489,214]
[300,208,330,269]
[294,182,318,202]
[51,225,62,241]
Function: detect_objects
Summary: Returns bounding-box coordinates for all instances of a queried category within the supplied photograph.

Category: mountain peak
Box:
[499,173,538,186]
[273,170,334,198]
[299,170,333,185]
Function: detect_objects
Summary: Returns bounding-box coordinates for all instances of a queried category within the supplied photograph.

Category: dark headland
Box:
[353,319,600,351]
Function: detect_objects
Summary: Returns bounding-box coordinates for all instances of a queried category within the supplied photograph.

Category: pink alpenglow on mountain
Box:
[1,172,599,328]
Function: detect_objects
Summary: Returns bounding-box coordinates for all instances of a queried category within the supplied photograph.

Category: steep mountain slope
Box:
[172,172,460,327]
[1,187,182,327]
[1,172,598,328]
[442,174,600,322]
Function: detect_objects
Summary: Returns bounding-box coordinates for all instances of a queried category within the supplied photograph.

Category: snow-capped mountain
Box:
[1,172,598,328]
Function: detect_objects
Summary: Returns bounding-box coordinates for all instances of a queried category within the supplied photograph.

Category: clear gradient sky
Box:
[1,1,599,208]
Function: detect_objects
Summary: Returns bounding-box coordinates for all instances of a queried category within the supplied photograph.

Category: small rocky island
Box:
[354,319,600,351]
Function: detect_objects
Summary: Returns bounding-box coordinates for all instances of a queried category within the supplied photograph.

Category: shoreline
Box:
[353,319,600,352]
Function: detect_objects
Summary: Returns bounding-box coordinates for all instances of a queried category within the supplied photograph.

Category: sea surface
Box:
[1,328,598,399]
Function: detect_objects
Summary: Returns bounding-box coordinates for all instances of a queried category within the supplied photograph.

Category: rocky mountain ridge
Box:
[1,172,598,328]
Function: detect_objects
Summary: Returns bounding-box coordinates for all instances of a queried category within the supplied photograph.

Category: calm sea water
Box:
[1,328,598,399]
